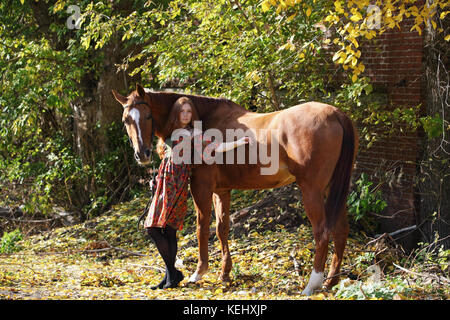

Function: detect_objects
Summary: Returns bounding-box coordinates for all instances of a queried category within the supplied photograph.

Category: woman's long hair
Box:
[156,97,200,159]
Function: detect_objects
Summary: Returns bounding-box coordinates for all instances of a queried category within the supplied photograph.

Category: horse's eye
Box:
[123,117,130,125]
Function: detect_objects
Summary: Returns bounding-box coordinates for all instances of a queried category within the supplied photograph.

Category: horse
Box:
[112,84,358,295]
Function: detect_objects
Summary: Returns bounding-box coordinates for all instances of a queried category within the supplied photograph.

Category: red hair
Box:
[156,97,200,159]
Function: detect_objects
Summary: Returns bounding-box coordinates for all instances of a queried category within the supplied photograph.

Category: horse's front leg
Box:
[188,174,214,283]
[213,190,232,282]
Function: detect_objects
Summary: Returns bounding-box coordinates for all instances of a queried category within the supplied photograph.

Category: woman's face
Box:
[179,103,193,126]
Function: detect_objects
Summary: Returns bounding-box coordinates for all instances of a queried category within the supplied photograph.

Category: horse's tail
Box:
[324,110,357,231]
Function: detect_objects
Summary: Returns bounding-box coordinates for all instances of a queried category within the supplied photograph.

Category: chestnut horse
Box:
[112,84,358,295]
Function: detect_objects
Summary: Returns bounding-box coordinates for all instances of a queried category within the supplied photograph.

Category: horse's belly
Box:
[259,162,296,188]
[217,162,296,190]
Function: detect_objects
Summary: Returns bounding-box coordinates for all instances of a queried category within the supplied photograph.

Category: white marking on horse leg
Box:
[188,271,204,283]
[302,269,324,296]
[128,108,143,145]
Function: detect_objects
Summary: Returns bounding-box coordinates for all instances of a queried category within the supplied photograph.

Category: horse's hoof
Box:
[323,278,339,290]
[301,288,315,296]
[302,270,324,296]
[188,271,203,283]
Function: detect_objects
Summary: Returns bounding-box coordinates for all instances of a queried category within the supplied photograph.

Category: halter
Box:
[123,100,155,159]
[123,100,158,231]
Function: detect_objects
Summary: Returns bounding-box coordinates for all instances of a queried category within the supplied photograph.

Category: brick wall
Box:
[354,16,424,248]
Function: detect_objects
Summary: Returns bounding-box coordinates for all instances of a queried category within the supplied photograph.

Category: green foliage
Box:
[420,114,444,138]
[0,0,148,217]
[129,0,333,110]
[0,229,23,254]
[409,234,450,274]
[334,278,411,300]
[1,0,446,222]
[347,173,387,234]
[333,77,433,149]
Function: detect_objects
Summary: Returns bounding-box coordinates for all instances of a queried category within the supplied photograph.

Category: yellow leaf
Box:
[431,20,436,30]
[325,14,334,22]
[364,30,376,40]
[334,1,344,14]
[350,37,359,48]
[261,0,271,12]
[311,293,326,300]
[352,73,358,82]
[440,11,449,19]
[287,13,297,22]
[306,7,312,18]
[445,35,450,41]
[278,42,295,51]
[332,51,341,62]
[53,0,65,13]
[350,13,362,22]
[276,4,282,14]
[357,63,365,73]
[410,24,422,35]
[20,0,24,4]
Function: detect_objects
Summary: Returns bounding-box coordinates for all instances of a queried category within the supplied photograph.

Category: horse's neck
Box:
[149,90,246,119]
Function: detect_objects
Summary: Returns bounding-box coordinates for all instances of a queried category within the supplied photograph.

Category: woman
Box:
[144,96,251,289]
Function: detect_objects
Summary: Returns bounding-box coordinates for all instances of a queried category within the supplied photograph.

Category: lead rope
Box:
[137,116,156,233]
[137,164,156,232]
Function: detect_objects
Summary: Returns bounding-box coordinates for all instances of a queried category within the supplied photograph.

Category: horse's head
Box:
[112,84,154,165]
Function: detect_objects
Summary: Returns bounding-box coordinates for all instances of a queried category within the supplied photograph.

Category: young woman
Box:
[144,96,251,289]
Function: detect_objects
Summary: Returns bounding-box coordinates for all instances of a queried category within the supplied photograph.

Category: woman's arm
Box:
[214,136,252,152]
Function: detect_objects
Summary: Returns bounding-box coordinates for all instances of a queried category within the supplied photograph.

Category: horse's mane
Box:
[145,89,247,118]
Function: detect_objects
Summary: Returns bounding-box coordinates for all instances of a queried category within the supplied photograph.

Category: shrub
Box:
[0,229,23,254]
[347,173,387,234]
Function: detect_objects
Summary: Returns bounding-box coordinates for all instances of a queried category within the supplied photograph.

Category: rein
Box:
[123,100,157,232]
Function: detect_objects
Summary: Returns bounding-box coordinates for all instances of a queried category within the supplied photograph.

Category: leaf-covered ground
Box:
[1,193,449,300]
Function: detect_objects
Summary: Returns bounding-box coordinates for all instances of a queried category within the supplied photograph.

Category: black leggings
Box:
[146,226,178,283]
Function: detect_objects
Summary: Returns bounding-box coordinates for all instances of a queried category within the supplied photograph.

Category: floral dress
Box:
[143,128,217,231]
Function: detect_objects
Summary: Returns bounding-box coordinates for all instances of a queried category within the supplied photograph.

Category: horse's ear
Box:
[136,83,146,97]
[112,89,127,105]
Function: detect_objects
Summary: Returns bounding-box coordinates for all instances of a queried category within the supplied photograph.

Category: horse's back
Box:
[279,101,340,124]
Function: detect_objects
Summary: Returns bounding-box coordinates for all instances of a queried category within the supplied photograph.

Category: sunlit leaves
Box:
[129,0,331,110]
[1,199,449,300]
[261,0,450,83]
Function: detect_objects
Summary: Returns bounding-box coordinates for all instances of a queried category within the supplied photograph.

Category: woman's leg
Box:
[147,226,183,289]
[163,225,184,288]
[146,227,170,289]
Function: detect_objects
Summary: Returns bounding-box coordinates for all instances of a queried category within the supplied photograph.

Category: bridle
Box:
[123,100,157,232]
[123,100,155,163]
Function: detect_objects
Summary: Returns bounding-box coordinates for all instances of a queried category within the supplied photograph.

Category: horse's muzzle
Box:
[134,147,151,165]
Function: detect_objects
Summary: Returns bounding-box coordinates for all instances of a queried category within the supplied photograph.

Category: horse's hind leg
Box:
[213,190,232,282]
[324,207,349,289]
[300,187,330,296]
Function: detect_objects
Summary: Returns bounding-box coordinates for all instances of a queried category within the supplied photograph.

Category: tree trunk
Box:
[416,4,450,249]
[71,38,139,211]
[72,39,129,164]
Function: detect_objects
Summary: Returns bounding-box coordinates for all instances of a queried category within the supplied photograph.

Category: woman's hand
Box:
[240,136,254,146]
